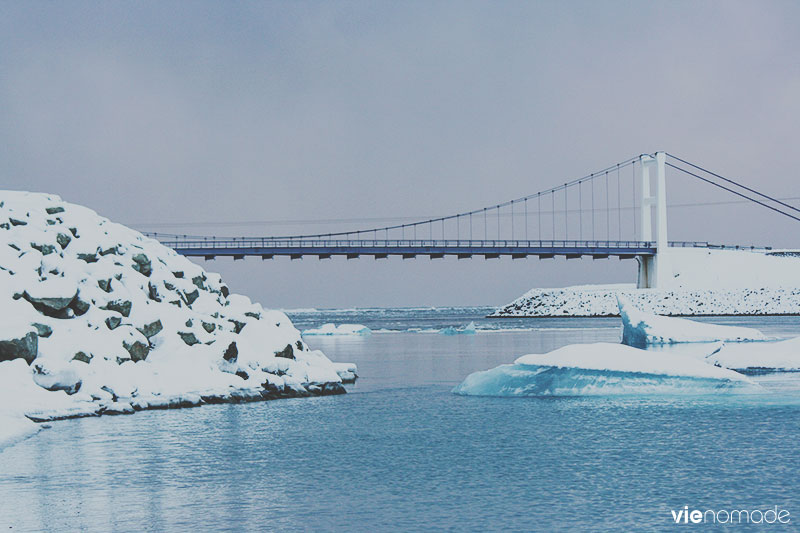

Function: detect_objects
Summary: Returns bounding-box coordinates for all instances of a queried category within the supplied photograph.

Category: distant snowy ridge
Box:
[617,296,768,347]
[0,191,356,448]
[301,323,371,336]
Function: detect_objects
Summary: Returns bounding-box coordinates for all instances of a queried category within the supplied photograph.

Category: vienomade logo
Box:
[671,506,790,525]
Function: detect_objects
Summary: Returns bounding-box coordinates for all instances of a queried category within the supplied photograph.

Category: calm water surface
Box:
[2,310,800,532]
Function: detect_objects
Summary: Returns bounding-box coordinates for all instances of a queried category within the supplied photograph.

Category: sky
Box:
[1,1,799,308]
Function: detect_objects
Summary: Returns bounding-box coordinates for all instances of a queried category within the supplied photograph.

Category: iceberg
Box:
[704,337,800,372]
[453,343,757,397]
[301,323,372,336]
[439,321,477,335]
[618,296,767,348]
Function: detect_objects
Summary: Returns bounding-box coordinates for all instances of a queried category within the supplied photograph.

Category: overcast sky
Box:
[2,1,799,308]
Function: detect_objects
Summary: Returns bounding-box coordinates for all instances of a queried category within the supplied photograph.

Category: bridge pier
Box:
[637,152,672,288]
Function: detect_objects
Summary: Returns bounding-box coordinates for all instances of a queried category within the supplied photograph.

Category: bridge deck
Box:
[157,238,666,259]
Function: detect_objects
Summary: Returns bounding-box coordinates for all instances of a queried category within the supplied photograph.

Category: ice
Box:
[618,296,767,347]
[439,321,477,335]
[704,337,800,372]
[301,323,372,336]
[453,343,757,397]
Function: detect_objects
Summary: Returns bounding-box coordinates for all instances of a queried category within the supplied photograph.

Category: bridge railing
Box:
[151,237,665,250]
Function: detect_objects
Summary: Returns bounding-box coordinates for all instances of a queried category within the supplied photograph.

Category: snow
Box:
[704,337,800,372]
[453,343,757,397]
[301,323,372,336]
[618,295,767,347]
[0,191,356,450]
[492,247,800,317]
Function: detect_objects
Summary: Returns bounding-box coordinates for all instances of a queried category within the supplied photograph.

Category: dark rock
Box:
[185,319,193,327]
[123,340,149,362]
[23,289,77,314]
[103,299,132,317]
[99,245,119,256]
[229,319,246,334]
[147,281,162,302]
[163,281,176,291]
[105,316,122,330]
[77,252,98,263]
[202,321,216,333]
[131,253,152,277]
[321,382,347,395]
[73,351,93,363]
[191,275,205,290]
[235,370,249,380]
[172,271,184,278]
[136,320,163,340]
[68,227,78,237]
[168,299,182,307]
[0,331,38,363]
[98,278,112,292]
[9,218,27,226]
[178,332,200,346]
[31,322,53,338]
[70,295,91,316]
[223,341,238,362]
[244,311,261,320]
[220,285,229,297]
[56,232,71,249]
[295,340,304,351]
[31,242,56,255]
[45,206,65,214]
[183,288,199,306]
[275,344,295,360]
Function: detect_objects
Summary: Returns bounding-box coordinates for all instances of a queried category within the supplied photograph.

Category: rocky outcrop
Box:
[0,190,357,430]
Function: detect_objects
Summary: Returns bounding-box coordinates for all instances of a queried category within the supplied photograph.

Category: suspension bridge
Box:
[146,152,800,288]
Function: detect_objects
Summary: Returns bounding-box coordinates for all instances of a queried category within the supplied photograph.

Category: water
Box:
[2,310,800,531]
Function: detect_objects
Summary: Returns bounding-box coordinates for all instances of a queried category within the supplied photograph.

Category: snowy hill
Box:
[0,191,356,448]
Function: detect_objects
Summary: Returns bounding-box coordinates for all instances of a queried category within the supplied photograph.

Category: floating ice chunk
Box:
[704,337,800,372]
[439,322,477,335]
[301,323,371,336]
[453,343,756,397]
[618,295,767,348]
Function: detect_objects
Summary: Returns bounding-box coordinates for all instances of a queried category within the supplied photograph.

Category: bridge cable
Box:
[666,153,800,214]
[665,162,800,223]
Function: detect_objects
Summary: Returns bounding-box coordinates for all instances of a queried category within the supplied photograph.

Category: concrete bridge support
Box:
[637,152,672,288]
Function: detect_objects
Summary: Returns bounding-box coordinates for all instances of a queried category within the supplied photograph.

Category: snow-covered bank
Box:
[0,191,356,448]
[492,248,800,317]
[618,296,767,347]
[492,284,800,317]
[453,343,758,397]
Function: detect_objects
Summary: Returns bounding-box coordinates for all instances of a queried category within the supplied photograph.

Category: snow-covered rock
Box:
[302,323,371,336]
[704,338,800,372]
[0,191,356,447]
[453,343,757,397]
[618,296,767,347]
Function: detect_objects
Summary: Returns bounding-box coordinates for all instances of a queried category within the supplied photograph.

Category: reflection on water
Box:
[2,312,800,531]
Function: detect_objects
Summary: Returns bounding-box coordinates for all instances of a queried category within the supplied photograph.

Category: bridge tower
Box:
[637,152,672,288]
